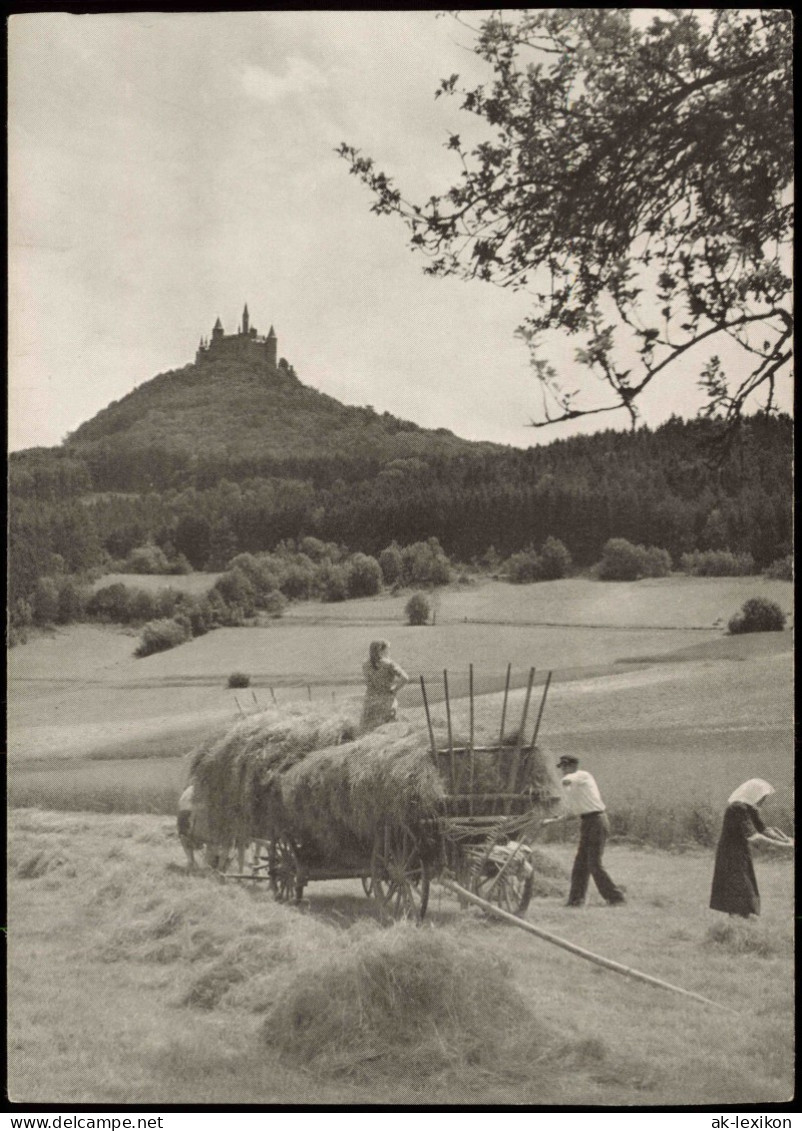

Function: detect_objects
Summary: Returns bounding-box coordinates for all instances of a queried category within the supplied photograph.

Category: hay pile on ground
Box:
[260,922,553,1081]
[704,918,791,959]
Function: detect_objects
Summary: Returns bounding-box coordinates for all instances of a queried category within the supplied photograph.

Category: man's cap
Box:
[556,755,579,769]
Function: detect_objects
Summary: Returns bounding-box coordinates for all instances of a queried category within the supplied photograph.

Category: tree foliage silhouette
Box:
[339,10,792,433]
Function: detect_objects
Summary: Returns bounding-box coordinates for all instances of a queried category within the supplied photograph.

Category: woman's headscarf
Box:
[728,779,775,807]
[368,640,389,668]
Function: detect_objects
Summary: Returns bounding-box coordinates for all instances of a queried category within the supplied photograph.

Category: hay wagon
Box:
[244,666,557,921]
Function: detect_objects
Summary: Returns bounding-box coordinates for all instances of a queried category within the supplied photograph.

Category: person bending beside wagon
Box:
[542,754,626,907]
[710,778,793,919]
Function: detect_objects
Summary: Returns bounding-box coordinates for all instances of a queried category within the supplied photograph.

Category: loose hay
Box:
[260,923,551,1082]
[91,856,340,968]
[188,703,561,864]
[704,918,791,958]
[189,704,360,857]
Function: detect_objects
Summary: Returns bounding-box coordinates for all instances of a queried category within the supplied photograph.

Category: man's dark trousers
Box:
[567,811,625,906]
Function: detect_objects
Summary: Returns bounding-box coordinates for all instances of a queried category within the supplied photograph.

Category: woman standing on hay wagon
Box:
[361,639,409,730]
[710,779,793,919]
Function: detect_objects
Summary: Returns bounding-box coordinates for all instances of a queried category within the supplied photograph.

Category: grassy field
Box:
[8,808,794,1106]
[8,577,793,843]
[88,571,222,594]
[285,574,794,627]
[8,575,792,754]
[7,575,794,1106]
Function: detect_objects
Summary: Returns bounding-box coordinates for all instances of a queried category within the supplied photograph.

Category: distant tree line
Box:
[8,414,792,643]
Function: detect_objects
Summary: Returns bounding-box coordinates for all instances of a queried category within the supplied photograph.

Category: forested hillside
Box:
[8,349,792,615]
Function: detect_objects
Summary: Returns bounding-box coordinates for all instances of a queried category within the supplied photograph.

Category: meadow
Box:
[88,571,223,594]
[8,576,793,841]
[8,808,794,1105]
[7,575,794,1105]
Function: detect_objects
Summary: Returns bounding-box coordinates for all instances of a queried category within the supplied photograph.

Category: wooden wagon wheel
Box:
[470,844,533,918]
[371,824,429,921]
[269,833,305,903]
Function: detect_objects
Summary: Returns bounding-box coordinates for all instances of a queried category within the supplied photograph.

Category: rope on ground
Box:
[439,878,739,1014]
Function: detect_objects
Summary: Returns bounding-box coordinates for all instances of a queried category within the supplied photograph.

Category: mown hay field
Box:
[8,808,794,1106]
[8,574,792,854]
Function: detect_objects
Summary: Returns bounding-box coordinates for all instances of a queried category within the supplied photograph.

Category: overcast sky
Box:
[8,11,788,453]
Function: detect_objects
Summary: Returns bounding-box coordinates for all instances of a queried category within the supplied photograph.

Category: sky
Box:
[7,10,790,453]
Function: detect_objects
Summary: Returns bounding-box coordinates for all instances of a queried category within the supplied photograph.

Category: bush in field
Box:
[227,671,251,689]
[641,545,672,578]
[135,617,191,657]
[179,595,213,637]
[598,538,671,581]
[505,549,543,583]
[405,592,431,626]
[9,598,33,646]
[764,555,793,581]
[228,553,284,601]
[538,536,573,580]
[169,553,193,575]
[31,577,60,625]
[8,624,28,648]
[87,582,132,623]
[216,601,247,627]
[506,536,573,583]
[261,590,287,618]
[278,556,316,600]
[213,568,257,616]
[728,597,786,635]
[10,597,33,632]
[202,590,235,628]
[319,564,348,602]
[402,538,451,587]
[125,543,171,574]
[56,579,87,624]
[126,589,158,623]
[153,587,184,619]
[379,544,403,586]
[346,553,383,598]
[298,536,330,563]
[680,549,755,577]
[478,545,503,572]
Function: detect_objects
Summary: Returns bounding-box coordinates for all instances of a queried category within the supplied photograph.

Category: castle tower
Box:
[266,325,277,367]
[242,304,250,336]
[211,317,224,342]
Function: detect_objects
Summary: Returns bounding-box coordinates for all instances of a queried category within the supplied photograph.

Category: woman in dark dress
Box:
[710,779,793,917]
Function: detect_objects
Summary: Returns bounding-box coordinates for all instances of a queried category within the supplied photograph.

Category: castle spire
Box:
[242,304,249,336]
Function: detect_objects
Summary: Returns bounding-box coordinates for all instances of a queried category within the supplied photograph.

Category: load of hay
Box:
[189,703,360,859]
[188,703,560,862]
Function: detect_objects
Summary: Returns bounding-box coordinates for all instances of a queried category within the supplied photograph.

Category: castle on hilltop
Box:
[196,305,278,367]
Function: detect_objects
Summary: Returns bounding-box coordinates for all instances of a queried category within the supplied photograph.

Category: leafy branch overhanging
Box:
[338,9,793,433]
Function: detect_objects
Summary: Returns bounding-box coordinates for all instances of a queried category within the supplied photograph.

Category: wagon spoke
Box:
[371,825,429,921]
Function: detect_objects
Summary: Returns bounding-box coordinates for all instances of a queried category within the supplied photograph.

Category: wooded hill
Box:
[8,349,792,608]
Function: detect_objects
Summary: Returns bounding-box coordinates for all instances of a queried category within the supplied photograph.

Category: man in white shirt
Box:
[544,754,626,907]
